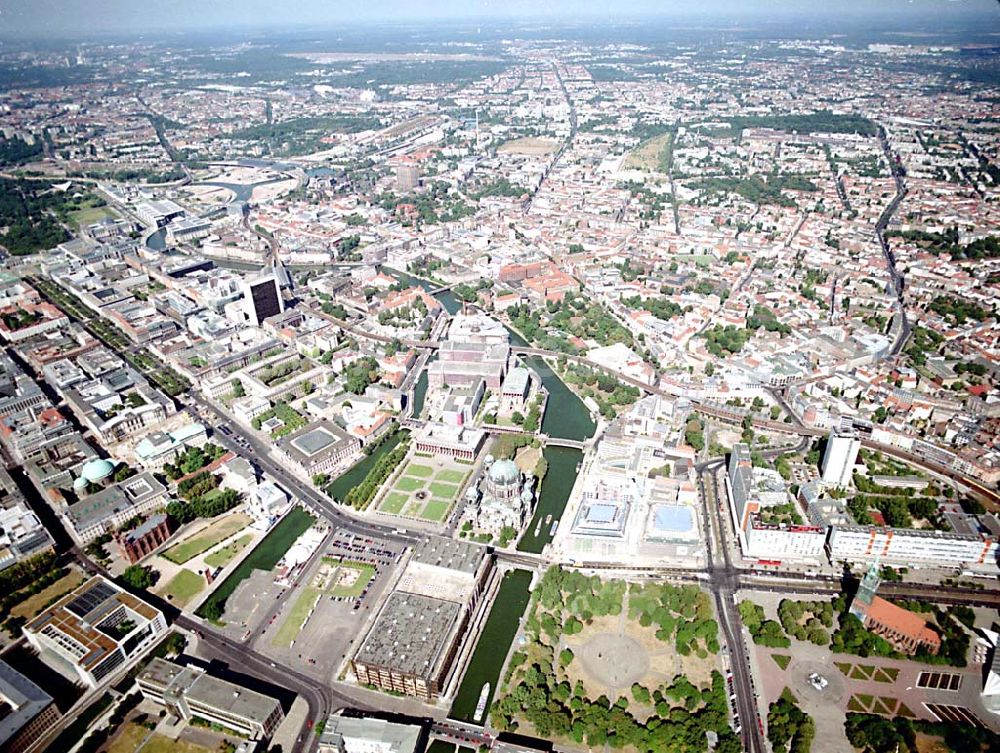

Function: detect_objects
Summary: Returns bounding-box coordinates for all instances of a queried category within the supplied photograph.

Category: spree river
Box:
[449,569,532,723]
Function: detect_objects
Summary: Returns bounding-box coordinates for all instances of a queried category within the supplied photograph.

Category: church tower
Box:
[849,561,881,621]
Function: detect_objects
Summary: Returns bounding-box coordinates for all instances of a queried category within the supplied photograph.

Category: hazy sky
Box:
[0,0,997,38]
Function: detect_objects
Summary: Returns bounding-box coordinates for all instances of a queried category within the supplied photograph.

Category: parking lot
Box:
[255,528,406,681]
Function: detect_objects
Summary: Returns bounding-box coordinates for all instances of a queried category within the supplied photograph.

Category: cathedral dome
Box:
[487,459,520,485]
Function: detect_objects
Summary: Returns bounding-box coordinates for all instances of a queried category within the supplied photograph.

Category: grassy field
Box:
[380,492,408,514]
[498,137,559,155]
[328,561,376,598]
[159,569,205,607]
[436,469,466,484]
[429,481,458,498]
[379,461,466,521]
[394,476,423,492]
[10,569,86,620]
[196,508,315,622]
[272,588,321,648]
[68,205,117,229]
[164,514,251,564]
[204,534,253,568]
[421,500,450,521]
[106,723,215,753]
[623,131,673,172]
[407,463,435,478]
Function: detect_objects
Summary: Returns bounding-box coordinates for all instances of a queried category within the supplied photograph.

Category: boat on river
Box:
[474,682,491,722]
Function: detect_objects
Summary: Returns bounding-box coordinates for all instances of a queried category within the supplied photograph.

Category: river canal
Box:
[325,430,408,503]
[449,569,532,723]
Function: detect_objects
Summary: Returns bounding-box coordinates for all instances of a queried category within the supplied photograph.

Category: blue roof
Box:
[652,505,695,534]
[585,504,618,524]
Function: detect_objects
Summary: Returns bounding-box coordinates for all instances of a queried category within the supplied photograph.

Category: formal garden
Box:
[376,457,469,522]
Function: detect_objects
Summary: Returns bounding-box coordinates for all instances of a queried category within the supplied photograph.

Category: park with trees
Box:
[491,567,738,752]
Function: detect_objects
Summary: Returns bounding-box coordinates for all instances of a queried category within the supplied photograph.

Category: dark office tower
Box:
[242,274,284,326]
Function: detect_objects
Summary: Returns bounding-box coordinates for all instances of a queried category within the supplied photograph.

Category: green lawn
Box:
[421,499,451,522]
[436,469,466,485]
[272,588,321,648]
[771,654,791,670]
[874,697,896,715]
[428,481,458,499]
[160,569,205,607]
[380,492,409,514]
[204,534,253,568]
[163,514,250,564]
[328,562,376,598]
[107,723,215,753]
[406,463,435,478]
[850,665,874,680]
[395,476,425,492]
[69,205,117,228]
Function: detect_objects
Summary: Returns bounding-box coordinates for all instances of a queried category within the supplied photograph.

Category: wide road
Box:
[696,458,766,753]
[187,392,424,546]
[875,125,911,358]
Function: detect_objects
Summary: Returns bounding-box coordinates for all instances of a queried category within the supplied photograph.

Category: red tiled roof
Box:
[867,596,941,648]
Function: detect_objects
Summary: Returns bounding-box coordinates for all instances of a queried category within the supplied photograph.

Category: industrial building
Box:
[351,539,491,701]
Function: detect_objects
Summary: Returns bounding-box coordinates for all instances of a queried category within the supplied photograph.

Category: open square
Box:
[376,455,470,523]
[272,558,376,646]
[272,587,321,648]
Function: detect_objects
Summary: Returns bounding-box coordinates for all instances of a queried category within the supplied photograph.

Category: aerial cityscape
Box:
[0,2,998,753]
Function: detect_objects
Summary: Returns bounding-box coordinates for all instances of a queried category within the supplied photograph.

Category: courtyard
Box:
[376,456,470,522]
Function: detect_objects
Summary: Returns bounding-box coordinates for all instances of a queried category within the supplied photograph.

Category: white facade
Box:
[743,524,828,561]
[821,432,861,487]
[829,526,999,570]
